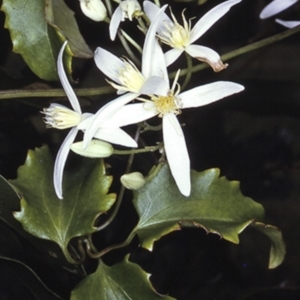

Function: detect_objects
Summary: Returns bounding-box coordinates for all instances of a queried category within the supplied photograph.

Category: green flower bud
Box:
[120,172,146,190]
[70,140,113,158]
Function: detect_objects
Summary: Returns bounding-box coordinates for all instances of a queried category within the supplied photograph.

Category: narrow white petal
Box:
[57,41,81,114]
[143,1,171,34]
[140,76,169,96]
[180,81,244,109]
[260,0,298,19]
[142,4,168,78]
[83,93,137,148]
[94,47,125,84]
[190,0,242,43]
[163,113,190,196]
[103,103,158,127]
[275,18,300,28]
[165,48,184,66]
[94,127,138,147]
[110,6,123,40]
[54,127,78,199]
[186,44,227,72]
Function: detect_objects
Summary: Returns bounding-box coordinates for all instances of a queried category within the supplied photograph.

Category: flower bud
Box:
[119,0,143,21]
[79,0,107,22]
[120,172,146,190]
[70,140,113,158]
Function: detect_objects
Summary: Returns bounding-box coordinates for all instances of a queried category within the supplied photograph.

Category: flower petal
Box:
[163,113,190,196]
[260,0,298,19]
[143,1,171,34]
[140,76,169,96]
[165,48,184,66]
[190,0,242,43]
[110,6,123,40]
[83,92,137,148]
[103,103,158,127]
[94,47,126,84]
[54,127,78,199]
[142,4,168,79]
[57,41,81,114]
[275,18,300,28]
[180,81,244,109]
[94,127,138,147]
[186,44,227,72]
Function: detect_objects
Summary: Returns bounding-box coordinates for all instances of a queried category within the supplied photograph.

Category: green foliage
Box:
[251,222,286,269]
[11,146,116,263]
[1,0,92,81]
[132,164,285,268]
[70,256,175,300]
[45,0,93,58]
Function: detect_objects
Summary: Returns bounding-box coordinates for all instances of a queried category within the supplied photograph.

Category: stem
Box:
[117,31,141,66]
[84,231,136,258]
[95,125,142,232]
[0,86,114,100]
[181,52,193,90]
[170,25,300,78]
[121,29,143,54]
[113,143,162,155]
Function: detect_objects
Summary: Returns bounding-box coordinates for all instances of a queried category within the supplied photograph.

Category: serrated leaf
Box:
[132,164,265,251]
[70,256,175,300]
[45,0,93,58]
[1,0,64,80]
[11,146,116,263]
[251,222,286,269]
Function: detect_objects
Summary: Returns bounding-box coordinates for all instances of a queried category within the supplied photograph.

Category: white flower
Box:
[259,0,298,19]
[84,5,169,147]
[101,72,245,197]
[94,5,168,96]
[42,41,137,199]
[79,0,107,22]
[110,0,143,40]
[143,0,242,72]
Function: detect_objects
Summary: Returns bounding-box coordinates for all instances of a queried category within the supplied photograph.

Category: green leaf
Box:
[70,256,175,300]
[1,0,62,80]
[132,164,265,251]
[11,146,116,263]
[251,222,286,269]
[45,0,93,58]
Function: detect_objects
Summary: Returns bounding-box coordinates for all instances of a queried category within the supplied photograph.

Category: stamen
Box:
[42,104,81,129]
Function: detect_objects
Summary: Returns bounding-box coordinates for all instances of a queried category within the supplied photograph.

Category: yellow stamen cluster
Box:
[158,10,192,49]
[110,58,145,93]
[152,91,182,117]
[42,104,81,130]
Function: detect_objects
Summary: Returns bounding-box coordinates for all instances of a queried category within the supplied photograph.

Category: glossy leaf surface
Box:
[71,256,175,300]
[11,146,115,263]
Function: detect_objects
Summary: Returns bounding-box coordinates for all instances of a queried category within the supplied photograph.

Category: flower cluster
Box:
[43,0,245,199]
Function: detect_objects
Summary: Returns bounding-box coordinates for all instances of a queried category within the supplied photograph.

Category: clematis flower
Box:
[42,41,137,199]
[83,5,169,147]
[110,0,143,40]
[143,0,242,71]
[259,0,298,19]
[275,18,300,28]
[94,4,168,96]
[79,0,107,22]
[100,72,245,197]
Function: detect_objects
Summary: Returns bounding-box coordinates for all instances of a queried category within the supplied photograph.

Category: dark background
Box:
[0,0,300,299]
